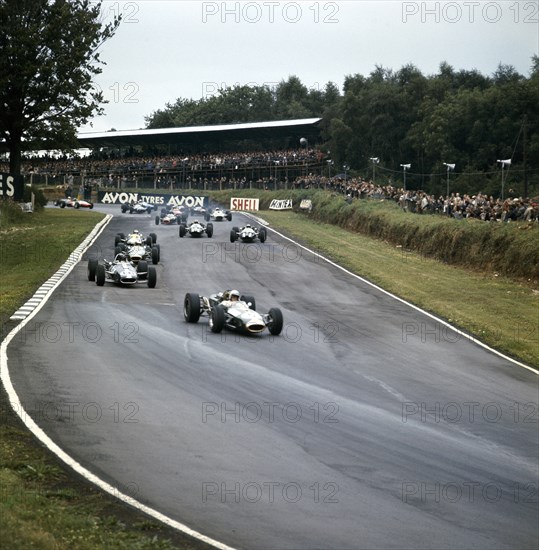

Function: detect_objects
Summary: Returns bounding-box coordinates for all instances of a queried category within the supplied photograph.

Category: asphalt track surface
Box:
[6,205,539,549]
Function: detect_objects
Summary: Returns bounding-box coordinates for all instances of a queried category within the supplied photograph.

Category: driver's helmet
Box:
[133,229,139,234]
[229,290,240,301]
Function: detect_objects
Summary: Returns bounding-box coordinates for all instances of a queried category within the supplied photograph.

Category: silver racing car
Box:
[230,224,267,243]
[183,290,283,335]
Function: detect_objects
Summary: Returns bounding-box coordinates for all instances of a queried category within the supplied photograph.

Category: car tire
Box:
[147,266,157,288]
[150,232,157,244]
[89,203,94,209]
[87,259,98,281]
[137,260,148,279]
[227,212,232,221]
[114,245,123,255]
[205,213,210,222]
[184,293,201,323]
[146,236,152,246]
[96,264,106,286]
[179,224,186,238]
[230,229,237,242]
[209,305,225,333]
[155,215,160,225]
[151,246,159,264]
[259,228,267,243]
[206,223,213,238]
[267,308,283,336]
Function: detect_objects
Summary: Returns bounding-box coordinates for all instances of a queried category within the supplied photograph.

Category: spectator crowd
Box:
[2,147,537,223]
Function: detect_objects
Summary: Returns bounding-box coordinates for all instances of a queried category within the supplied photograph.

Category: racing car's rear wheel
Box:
[209,305,225,333]
[161,208,167,216]
[227,212,232,221]
[150,233,157,244]
[60,202,66,208]
[259,228,267,243]
[147,266,157,288]
[114,245,123,255]
[155,216,160,225]
[96,264,106,286]
[184,293,201,323]
[205,213,210,222]
[74,202,80,209]
[206,223,213,238]
[241,295,256,311]
[179,224,186,238]
[87,259,98,281]
[89,203,94,209]
[151,246,159,265]
[267,308,283,336]
[114,234,122,246]
[230,229,237,242]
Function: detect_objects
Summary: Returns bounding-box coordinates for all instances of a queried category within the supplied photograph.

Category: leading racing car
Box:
[230,223,267,243]
[183,290,283,335]
[205,206,232,222]
[179,220,213,238]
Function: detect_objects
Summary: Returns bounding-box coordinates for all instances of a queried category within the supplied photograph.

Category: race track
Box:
[6,205,539,549]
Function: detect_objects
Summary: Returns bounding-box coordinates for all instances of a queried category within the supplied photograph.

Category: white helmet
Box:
[229,290,240,300]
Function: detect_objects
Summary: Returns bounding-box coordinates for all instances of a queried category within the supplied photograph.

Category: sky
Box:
[81,0,539,133]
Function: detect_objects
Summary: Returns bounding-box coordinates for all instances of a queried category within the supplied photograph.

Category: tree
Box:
[0,0,120,174]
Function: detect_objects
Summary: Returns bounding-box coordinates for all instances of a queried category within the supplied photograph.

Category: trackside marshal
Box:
[230,198,259,211]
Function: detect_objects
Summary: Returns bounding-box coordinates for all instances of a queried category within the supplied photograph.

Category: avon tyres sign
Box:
[0,173,24,201]
[98,191,208,208]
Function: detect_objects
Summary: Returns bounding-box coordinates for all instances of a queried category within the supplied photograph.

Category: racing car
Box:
[114,230,160,265]
[179,220,213,238]
[155,205,189,225]
[230,223,267,243]
[55,197,94,209]
[205,206,232,222]
[121,200,157,214]
[183,290,283,335]
[87,254,156,287]
[190,205,209,217]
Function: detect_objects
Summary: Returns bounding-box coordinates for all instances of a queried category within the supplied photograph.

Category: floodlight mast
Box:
[496,159,511,200]
[369,157,379,183]
[400,163,411,191]
[443,162,455,197]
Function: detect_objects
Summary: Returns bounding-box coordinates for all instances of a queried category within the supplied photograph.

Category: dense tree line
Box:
[145,59,539,198]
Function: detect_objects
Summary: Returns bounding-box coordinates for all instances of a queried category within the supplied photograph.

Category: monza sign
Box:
[269,199,293,210]
[98,191,208,208]
[0,173,24,201]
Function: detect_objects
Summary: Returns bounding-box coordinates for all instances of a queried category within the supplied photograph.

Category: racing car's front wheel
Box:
[267,308,283,336]
[230,229,237,243]
[155,216,160,225]
[206,223,213,238]
[259,228,267,243]
[87,259,98,281]
[209,305,225,333]
[184,293,201,323]
[147,266,157,288]
[95,264,106,286]
[179,224,186,238]
[150,233,157,244]
[151,246,159,265]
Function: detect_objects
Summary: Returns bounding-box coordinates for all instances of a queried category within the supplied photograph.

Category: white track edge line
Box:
[0,214,235,550]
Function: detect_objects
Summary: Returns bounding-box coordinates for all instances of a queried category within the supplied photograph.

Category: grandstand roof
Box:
[76,118,322,149]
